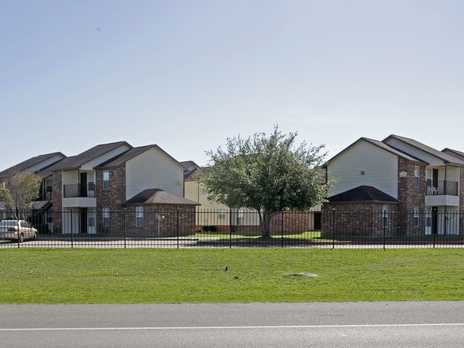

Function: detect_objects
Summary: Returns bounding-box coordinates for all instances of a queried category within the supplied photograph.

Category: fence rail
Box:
[1,209,464,249]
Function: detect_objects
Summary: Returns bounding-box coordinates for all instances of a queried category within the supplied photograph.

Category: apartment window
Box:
[382,206,389,226]
[102,208,110,227]
[103,171,111,191]
[89,216,96,228]
[414,166,420,178]
[413,208,420,227]
[136,206,144,227]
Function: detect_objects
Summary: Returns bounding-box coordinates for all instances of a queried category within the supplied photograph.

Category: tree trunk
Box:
[260,211,272,239]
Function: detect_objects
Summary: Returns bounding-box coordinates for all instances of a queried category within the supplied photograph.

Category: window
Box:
[103,171,111,191]
[382,206,389,226]
[102,208,110,227]
[413,208,419,227]
[414,166,420,178]
[136,207,144,227]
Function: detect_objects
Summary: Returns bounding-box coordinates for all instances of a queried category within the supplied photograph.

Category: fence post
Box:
[383,210,386,251]
[229,209,232,249]
[281,211,284,248]
[332,209,336,250]
[176,210,180,249]
[70,210,74,249]
[17,211,21,248]
[123,210,127,249]
[433,227,436,249]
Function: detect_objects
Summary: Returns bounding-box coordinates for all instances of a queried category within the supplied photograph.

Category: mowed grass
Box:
[0,249,463,303]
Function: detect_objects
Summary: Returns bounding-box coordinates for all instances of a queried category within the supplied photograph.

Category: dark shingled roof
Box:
[97,145,156,168]
[125,189,199,206]
[49,141,131,171]
[97,144,180,168]
[384,135,464,165]
[323,137,424,167]
[0,152,65,179]
[328,186,398,203]
[442,148,464,161]
[180,161,201,179]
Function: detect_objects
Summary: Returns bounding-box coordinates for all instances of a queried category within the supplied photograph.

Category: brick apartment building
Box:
[322,135,464,238]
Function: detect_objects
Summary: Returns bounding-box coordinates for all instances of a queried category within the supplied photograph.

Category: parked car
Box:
[0,220,37,242]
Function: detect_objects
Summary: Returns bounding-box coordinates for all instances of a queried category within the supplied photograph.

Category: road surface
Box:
[1,302,464,347]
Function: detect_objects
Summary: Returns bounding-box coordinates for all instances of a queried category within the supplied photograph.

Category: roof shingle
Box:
[0,152,65,179]
[125,189,199,206]
[328,185,398,203]
[49,141,130,171]
[384,135,464,165]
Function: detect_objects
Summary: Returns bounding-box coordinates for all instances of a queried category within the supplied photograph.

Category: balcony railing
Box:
[63,183,96,198]
[426,180,458,196]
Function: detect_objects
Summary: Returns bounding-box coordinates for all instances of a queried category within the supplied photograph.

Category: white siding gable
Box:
[125,148,183,200]
[328,140,399,198]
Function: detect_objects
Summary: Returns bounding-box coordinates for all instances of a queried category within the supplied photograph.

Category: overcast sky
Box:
[2,0,464,170]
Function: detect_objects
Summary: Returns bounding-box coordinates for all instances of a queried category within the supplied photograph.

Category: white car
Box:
[0,220,38,242]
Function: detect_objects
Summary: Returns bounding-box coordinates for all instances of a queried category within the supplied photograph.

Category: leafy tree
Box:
[0,186,13,209]
[7,174,41,211]
[203,126,327,238]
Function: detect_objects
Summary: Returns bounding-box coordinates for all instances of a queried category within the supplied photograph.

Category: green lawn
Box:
[0,249,462,303]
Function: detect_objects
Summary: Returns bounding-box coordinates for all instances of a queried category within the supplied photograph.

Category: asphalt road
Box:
[1,302,464,347]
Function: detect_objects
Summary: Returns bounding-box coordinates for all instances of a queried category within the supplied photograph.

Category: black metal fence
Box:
[1,208,464,249]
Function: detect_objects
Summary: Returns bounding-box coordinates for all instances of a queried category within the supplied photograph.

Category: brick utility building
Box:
[322,135,464,239]
[1,141,199,236]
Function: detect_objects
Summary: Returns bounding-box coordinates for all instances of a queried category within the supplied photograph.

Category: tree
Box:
[0,186,13,209]
[7,173,41,211]
[203,126,327,238]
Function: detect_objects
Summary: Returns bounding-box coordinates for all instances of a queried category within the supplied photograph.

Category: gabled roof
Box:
[384,135,464,166]
[0,152,65,179]
[180,161,201,179]
[49,141,131,171]
[125,189,199,206]
[442,148,464,161]
[323,137,424,167]
[328,185,398,203]
[97,144,181,169]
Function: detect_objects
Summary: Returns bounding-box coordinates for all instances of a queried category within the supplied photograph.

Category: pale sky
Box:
[2,0,464,170]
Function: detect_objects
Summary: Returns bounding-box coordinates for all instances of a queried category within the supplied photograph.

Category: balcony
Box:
[63,183,96,208]
[63,183,96,198]
[425,180,459,207]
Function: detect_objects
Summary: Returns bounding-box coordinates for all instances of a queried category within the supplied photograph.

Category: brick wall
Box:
[124,205,196,237]
[398,158,426,236]
[321,202,399,239]
[51,172,62,234]
[95,166,126,234]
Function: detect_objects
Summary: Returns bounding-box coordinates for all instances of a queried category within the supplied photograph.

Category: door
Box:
[431,207,438,235]
[80,172,87,197]
[87,210,96,235]
[314,212,321,230]
[80,208,88,234]
[432,169,439,192]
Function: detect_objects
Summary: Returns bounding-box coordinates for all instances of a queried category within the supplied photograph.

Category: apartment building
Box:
[322,135,464,238]
[0,141,198,236]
